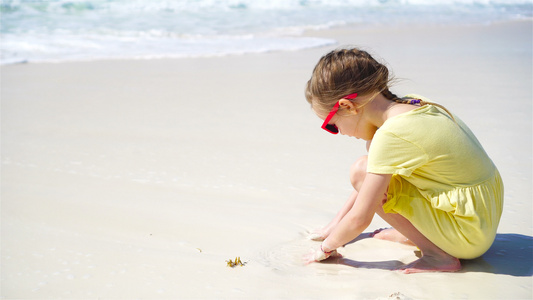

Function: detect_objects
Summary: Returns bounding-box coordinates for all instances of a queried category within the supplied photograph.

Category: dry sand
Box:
[1,20,532,299]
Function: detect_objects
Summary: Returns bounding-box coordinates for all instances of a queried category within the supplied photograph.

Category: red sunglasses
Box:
[321,93,358,134]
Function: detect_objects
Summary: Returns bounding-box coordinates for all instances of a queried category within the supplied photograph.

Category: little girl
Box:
[303,48,504,273]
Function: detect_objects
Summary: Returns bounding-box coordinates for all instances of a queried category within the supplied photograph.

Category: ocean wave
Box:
[2,0,532,13]
[0,32,336,64]
[1,0,531,64]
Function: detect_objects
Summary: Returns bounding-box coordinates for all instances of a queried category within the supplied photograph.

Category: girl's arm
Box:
[323,172,391,250]
[310,141,373,241]
[308,190,358,241]
[305,172,391,262]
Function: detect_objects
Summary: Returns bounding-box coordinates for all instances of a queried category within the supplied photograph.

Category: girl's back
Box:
[369,102,497,190]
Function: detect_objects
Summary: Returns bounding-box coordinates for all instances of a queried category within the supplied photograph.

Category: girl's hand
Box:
[303,246,341,264]
[307,228,328,241]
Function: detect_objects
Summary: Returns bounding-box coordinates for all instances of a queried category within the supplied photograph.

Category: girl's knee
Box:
[350,156,368,191]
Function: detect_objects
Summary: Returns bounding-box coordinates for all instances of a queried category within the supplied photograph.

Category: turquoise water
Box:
[1,0,531,64]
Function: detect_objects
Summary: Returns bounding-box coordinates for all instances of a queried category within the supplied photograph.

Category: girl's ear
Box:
[338,99,358,114]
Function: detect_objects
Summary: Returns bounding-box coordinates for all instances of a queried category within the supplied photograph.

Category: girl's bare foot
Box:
[398,252,461,274]
[370,228,416,246]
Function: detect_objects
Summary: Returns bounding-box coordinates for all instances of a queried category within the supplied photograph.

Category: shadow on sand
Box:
[461,233,533,276]
[325,233,533,276]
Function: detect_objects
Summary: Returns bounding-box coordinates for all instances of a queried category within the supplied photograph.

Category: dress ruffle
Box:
[382,169,504,259]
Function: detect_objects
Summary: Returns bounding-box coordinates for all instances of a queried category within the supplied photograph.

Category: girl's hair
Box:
[305,48,454,119]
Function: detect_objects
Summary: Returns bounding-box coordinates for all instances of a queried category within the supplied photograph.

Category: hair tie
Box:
[409,99,421,105]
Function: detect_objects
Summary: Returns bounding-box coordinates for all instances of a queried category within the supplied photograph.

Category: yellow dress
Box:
[367,96,504,259]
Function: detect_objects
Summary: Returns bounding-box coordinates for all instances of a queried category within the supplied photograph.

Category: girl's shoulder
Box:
[386,94,452,125]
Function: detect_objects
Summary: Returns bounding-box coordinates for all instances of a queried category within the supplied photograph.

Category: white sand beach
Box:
[1,20,532,299]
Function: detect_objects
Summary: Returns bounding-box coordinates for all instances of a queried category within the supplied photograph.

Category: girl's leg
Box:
[370,228,415,246]
[352,156,461,273]
[374,206,461,273]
